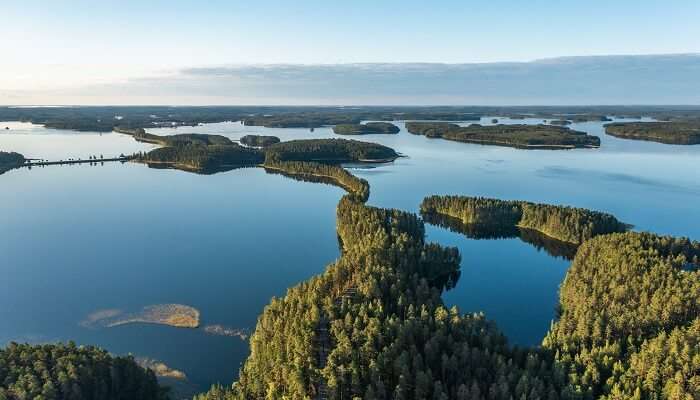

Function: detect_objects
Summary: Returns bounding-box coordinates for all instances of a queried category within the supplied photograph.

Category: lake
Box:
[1,117,699,393]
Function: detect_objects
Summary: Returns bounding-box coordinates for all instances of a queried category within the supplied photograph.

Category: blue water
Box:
[1,117,699,392]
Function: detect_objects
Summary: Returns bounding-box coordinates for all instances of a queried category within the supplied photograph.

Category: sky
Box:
[2,0,699,105]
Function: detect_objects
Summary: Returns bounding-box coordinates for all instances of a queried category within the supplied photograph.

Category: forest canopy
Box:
[406,122,601,149]
[239,135,281,147]
[543,232,700,399]
[332,122,400,135]
[604,121,700,145]
[421,195,627,244]
[0,342,168,400]
[264,138,398,163]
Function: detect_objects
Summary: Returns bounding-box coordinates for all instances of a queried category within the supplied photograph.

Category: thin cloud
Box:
[2,54,699,105]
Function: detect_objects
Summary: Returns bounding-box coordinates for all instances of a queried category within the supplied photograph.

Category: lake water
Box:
[2,118,699,393]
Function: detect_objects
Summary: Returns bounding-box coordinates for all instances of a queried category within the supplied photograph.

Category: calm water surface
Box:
[2,118,699,392]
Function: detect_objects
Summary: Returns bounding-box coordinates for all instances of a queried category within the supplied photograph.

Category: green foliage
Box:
[406,122,601,149]
[264,139,398,163]
[604,318,700,399]
[605,122,700,145]
[421,195,627,244]
[0,342,167,400]
[137,144,263,172]
[239,135,280,147]
[543,232,700,399]
[115,128,232,147]
[264,161,370,202]
[197,175,561,400]
[332,122,399,135]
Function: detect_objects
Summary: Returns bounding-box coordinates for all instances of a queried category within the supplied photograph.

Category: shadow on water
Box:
[422,211,578,261]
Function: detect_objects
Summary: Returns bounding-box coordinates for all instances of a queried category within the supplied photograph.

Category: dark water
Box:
[2,118,699,392]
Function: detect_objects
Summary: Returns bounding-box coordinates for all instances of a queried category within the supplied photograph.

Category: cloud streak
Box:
[3,54,699,105]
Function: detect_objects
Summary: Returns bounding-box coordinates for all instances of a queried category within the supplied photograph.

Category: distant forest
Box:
[2,105,700,133]
[406,122,601,149]
[605,121,700,145]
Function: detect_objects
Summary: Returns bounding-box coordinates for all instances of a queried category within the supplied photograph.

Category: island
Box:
[0,151,25,175]
[115,127,232,146]
[549,119,572,125]
[604,121,700,145]
[332,122,400,135]
[420,195,628,244]
[136,144,263,173]
[264,138,398,163]
[125,129,399,174]
[81,304,200,329]
[405,122,601,149]
[239,134,281,147]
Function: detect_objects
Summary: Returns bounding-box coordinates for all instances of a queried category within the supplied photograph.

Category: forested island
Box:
[0,342,167,400]
[332,122,400,135]
[136,144,263,173]
[605,121,700,145]
[549,120,572,126]
[239,135,280,147]
[128,128,398,173]
[421,195,628,244]
[406,122,600,149]
[264,138,398,163]
[125,127,398,174]
[0,151,25,175]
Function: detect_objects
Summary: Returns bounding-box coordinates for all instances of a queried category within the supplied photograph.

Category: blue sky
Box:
[5,0,700,64]
[1,1,699,104]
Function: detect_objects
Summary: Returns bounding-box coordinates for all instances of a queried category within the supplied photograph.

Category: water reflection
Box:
[422,212,578,261]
